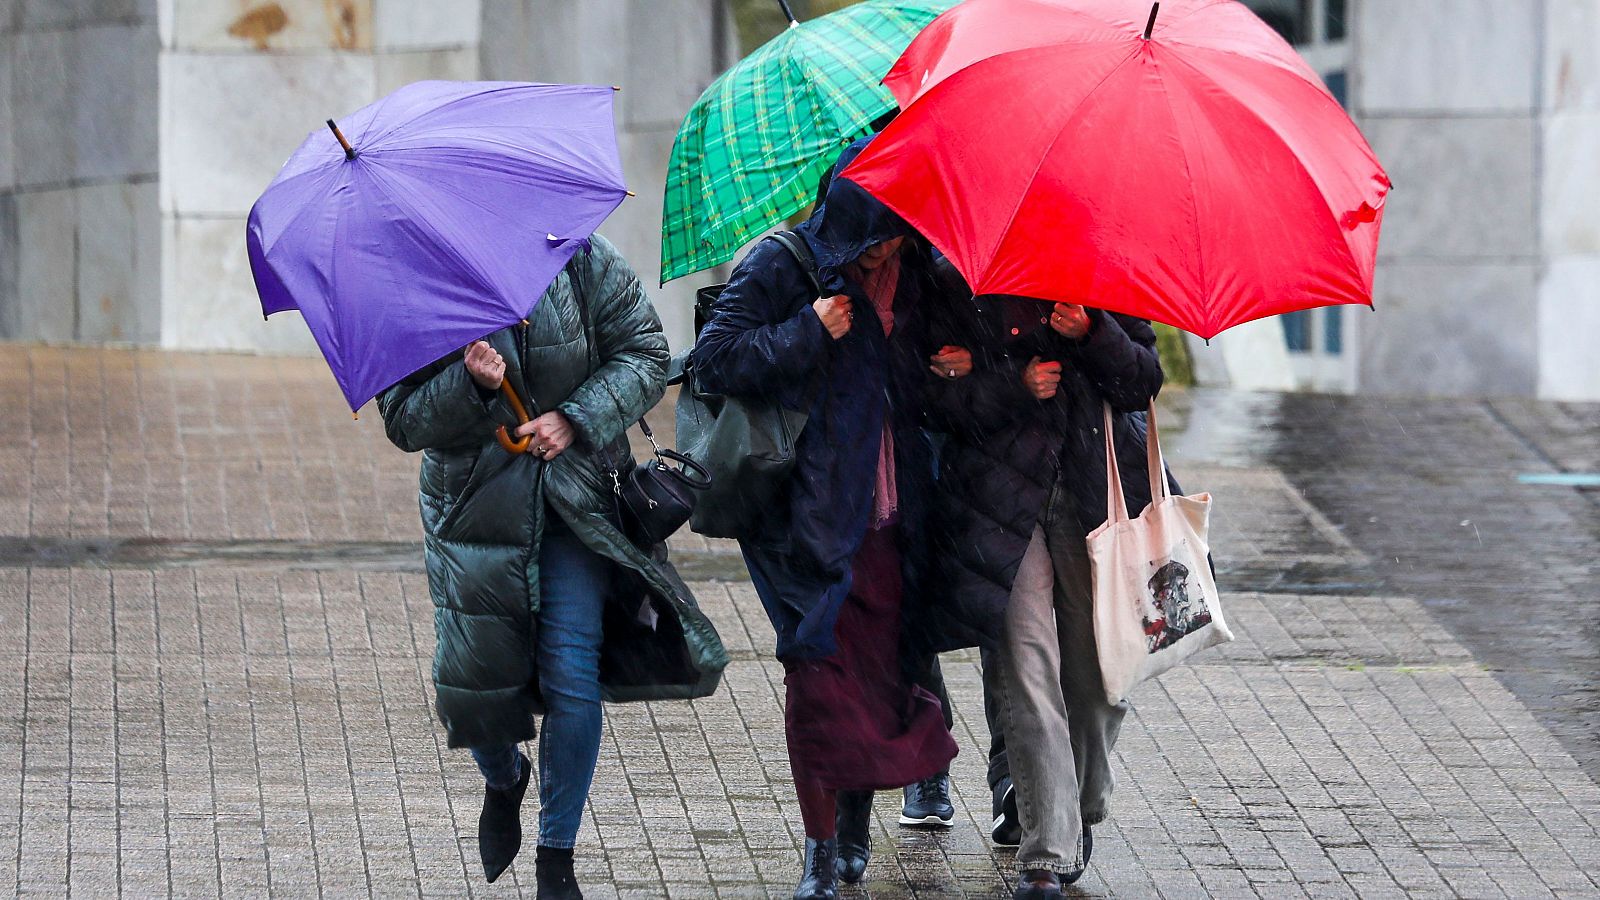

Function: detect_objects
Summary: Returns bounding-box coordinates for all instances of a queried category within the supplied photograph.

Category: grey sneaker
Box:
[899,772,954,827]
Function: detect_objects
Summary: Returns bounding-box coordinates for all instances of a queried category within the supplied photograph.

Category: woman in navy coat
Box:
[692,153,958,900]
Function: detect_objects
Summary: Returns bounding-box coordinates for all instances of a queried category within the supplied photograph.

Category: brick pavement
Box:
[0,345,1597,898]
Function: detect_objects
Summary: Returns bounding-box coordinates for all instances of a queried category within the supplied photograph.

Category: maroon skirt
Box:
[782,525,958,792]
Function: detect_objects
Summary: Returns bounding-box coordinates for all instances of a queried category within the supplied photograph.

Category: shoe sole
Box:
[898,813,954,828]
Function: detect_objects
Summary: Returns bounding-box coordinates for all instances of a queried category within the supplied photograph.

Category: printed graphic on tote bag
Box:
[1140,558,1213,654]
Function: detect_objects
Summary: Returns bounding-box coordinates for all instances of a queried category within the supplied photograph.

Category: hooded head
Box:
[800,136,913,283]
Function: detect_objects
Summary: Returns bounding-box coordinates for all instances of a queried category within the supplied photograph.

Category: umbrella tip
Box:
[612,85,622,92]
[326,118,358,161]
[777,0,799,26]
[1143,2,1159,39]
[352,410,360,420]
[626,190,637,198]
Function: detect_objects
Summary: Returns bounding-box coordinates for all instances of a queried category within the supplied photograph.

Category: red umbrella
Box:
[840,0,1390,338]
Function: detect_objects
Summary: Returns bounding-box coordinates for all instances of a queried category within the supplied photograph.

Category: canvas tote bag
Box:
[1088,402,1233,705]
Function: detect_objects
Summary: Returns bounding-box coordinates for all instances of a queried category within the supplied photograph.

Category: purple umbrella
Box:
[247,80,630,411]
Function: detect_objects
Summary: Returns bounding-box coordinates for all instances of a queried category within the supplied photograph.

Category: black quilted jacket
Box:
[916,293,1174,653]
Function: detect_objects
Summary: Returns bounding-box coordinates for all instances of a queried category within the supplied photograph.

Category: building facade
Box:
[2,1,1596,400]
[1234,0,1600,400]
[0,0,728,373]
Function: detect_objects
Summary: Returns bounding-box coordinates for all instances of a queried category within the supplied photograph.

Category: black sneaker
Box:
[899,772,954,828]
[1013,869,1064,899]
[991,779,1021,847]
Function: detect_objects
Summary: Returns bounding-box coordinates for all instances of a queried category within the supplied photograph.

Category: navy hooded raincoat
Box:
[690,142,946,661]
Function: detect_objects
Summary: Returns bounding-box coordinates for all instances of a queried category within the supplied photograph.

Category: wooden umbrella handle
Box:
[495,381,534,454]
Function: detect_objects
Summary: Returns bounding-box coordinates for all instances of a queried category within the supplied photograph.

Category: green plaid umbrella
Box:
[660,0,957,283]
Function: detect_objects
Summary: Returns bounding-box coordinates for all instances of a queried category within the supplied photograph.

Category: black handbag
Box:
[569,263,710,546]
[610,417,711,546]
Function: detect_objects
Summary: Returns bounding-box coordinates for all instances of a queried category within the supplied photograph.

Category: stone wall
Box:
[156,0,481,355]
[1354,0,1600,400]
[1354,0,1543,396]
[0,0,160,344]
[479,0,736,353]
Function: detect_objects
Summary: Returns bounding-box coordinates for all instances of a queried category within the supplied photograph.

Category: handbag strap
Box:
[770,230,822,299]
[1101,400,1173,525]
[768,229,830,414]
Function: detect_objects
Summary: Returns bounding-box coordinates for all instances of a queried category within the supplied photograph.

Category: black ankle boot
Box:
[834,790,872,883]
[535,845,583,899]
[478,753,530,883]
[793,837,838,900]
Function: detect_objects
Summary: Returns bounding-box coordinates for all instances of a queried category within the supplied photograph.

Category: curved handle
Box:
[495,381,534,455]
[656,448,712,491]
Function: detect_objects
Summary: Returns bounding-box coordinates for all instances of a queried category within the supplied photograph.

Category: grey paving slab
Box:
[0,346,1595,897]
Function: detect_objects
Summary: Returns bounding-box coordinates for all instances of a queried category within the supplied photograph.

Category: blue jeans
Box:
[471,515,610,849]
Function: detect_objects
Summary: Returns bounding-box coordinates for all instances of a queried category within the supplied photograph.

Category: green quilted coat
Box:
[377,236,727,749]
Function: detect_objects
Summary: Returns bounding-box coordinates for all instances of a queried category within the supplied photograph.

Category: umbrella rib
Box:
[1158,0,1233,30]
[981,44,1141,283]
[251,167,343,258]
[362,83,556,150]
[1149,55,1213,335]
[355,164,509,312]
[1162,47,1379,277]
[367,146,622,195]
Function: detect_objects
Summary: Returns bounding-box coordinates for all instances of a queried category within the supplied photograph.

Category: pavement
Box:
[0,344,1597,898]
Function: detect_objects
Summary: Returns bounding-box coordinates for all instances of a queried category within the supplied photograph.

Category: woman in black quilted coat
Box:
[920,289,1170,899]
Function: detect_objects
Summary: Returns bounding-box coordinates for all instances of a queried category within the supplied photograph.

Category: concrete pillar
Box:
[1352,0,1542,396]
[155,0,482,354]
[480,0,737,354]
[0,0,160,344]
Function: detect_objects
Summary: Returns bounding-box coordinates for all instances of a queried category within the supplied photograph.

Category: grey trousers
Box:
[985,503,1128,875]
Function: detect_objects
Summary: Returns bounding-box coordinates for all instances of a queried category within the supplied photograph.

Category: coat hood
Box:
[799,136,912,282]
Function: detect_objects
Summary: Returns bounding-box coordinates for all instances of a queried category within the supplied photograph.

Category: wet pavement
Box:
[0,345,1597,898]
[1163,390,1600,780]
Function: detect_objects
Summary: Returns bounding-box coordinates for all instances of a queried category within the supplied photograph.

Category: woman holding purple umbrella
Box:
[378,235,725,897]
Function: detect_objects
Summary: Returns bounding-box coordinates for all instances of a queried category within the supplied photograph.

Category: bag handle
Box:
[1102,403,1130,524]
[1144,400,1171,503]
[1102,400,1173,525]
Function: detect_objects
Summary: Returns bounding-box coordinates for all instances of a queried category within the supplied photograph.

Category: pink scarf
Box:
[860,254,901,527]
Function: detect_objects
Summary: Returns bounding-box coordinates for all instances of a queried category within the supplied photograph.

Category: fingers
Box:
[466,342,504,370]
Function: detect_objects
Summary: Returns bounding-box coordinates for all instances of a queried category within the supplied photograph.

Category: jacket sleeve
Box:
[918,290,1035,439]
[691,242,831,398]
[1063,310,1165,413]
[922,358,1035,439]
[556,236,670,450]
[376,354,505,453]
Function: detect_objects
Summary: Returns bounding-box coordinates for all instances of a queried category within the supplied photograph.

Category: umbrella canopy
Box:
[841,0,1390,338]
[248,80,628,410]
[659,0,956,284]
